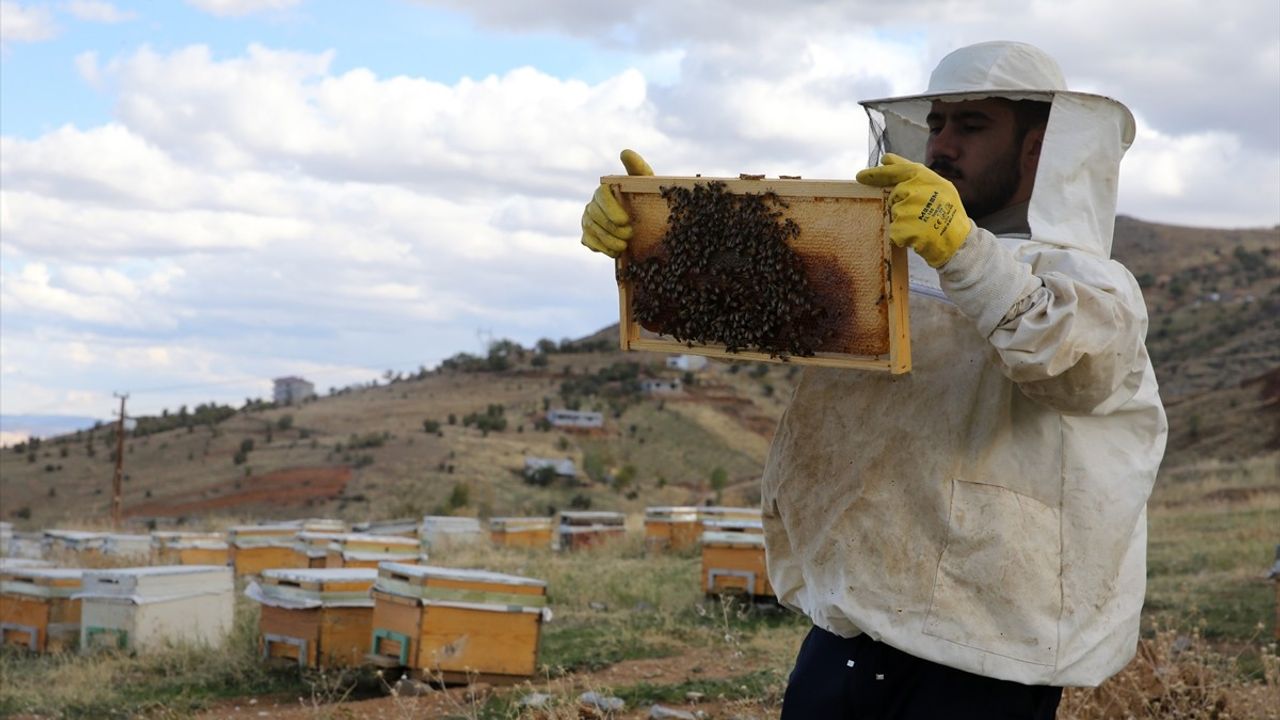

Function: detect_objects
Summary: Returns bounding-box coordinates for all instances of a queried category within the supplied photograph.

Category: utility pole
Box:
[111,393,128,529]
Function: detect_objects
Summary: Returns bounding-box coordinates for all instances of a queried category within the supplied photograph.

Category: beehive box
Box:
[292,531,345,569]
[325,534,422,569]
[701,518,765,535]
[78,565,234,653]
[6,532,45,560]
[419,516,484,554]
[701,531,773,600]
[43,530,108,560]
[247,568,377,668]
[352,518,420,538]
[488,517,554,549]
[0,521,12,556]
[0,567,84,652]
[103,534,152,561]
[228,525,305,576]
[603,175,908,372]
[644,507,702,552]
[558,511,626,551]
[151,532,229,566]
[698,506,763,523]
[369,562,547,683]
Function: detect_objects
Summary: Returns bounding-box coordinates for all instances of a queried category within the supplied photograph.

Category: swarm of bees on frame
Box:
[621,181,833,359]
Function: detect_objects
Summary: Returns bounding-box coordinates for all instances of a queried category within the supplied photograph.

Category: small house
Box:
[273,376,316,405]
[524,456,577,480]
[247,567,378,668]
[666,354,709,372]
[640,378,683,395]
[369,562,548,683]
[78,565,234,653]
[545,409,604,430]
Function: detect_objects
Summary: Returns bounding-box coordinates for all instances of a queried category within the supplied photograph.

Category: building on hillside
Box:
[546,409,604,430]
[666,354,709,372]
[640,378,683,395]
[273,376,316,405]
[524,456,577,479]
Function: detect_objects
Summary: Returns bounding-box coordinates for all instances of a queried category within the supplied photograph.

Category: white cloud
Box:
[184,0,301,17]
[0,1,57,43]
[63,0,135,23]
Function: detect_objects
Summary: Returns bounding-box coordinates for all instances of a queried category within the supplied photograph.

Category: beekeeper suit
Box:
[762,41,1168,688]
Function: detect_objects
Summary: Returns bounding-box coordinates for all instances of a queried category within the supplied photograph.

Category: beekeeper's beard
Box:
[931,142,1023,221]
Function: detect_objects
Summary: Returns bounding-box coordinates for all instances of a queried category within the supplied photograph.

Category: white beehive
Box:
[78,565,234,653]
[418,516,484,553]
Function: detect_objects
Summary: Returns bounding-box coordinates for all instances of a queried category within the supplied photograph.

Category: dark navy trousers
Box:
[780,626,1063,719]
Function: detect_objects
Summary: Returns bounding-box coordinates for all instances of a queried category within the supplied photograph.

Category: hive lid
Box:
[249,567,377,608]
[701,531,765,548]
[1,567,85,598]
[645,506,700,522]
[559,511,625,526]
[374,563,547,612]
[488,517,553,530]
[377,562,545,588]
[331,533,420,549]
[701,519,764,532]
[80,565,233,598]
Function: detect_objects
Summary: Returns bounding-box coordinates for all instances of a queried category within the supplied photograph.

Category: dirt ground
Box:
[194,647,779,719]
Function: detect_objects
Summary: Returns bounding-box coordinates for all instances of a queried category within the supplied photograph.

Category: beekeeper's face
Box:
[924,98,1043,219]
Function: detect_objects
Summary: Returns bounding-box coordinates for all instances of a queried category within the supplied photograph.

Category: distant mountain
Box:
[0,415,103,445]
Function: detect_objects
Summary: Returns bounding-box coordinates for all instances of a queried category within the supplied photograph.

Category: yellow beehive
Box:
[605,174,907,372]
[643,507,702,552]
[698,506,763,523]
[0,567,84,653]
[292,531,345,569]
[228,525,305,577]
[488,517,554,549]
[701,530,773,600]
[557,511,626,551]
[249,568,378,668]
[151,532,229,566]
[700,518,765,536]
[325,534,422,569]
[369,562,547,683]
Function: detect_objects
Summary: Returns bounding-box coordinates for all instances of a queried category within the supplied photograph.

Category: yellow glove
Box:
[581,149,654,258]
[856,153,972,268]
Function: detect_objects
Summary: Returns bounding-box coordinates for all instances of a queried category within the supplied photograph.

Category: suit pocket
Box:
[924,479,1062,666]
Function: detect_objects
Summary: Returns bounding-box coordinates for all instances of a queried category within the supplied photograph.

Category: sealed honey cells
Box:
[621,181,835,359]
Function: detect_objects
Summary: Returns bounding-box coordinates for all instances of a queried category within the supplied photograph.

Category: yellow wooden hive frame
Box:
[603,175,910,373]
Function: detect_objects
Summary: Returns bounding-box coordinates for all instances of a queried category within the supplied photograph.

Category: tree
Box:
[710,467,729,502]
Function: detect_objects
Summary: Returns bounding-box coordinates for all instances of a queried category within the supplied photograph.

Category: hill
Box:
[1,216,1277,529]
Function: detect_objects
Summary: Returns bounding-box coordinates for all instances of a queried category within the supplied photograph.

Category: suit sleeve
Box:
[936,227,1150,415]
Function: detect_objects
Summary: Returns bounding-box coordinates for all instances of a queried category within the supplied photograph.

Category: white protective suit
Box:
[761,42,1168,687]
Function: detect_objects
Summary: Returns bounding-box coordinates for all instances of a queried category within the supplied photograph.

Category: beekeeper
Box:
[580,40,1167,719]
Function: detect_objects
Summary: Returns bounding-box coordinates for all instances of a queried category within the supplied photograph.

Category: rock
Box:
[579,691,625,712]
[392,677,435,697]
[518,692,554,709]
[685,691,705,703]
[649,705,697,719]
[589,601,609,611]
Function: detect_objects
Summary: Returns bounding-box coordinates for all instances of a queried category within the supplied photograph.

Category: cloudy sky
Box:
[2,0,1278,432]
